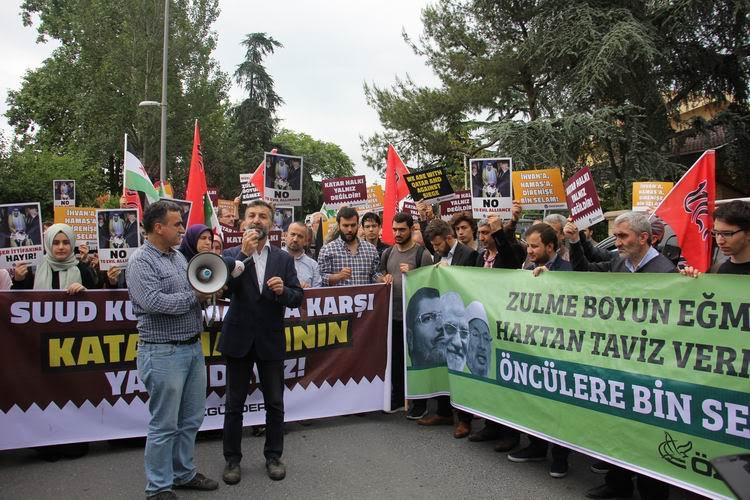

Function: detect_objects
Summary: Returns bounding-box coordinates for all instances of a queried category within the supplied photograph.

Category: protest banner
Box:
[404,266,749,499]
[0,284,391,450]
[217,199,237,220]
[95,209,139,270]
[400,197,420,221]
[53,180,76,207]
[564,167,604,229]
[403,166,454,204]
[264,152,303,205]
[470,157,513,218]
[322,175,368,209]
[0,202,43,268]
[633,182,674,212]
[273,207,294,232]
[357,184,385,214]
[512,168,567,210]
[268,229,283,247]
[207,186,219,206]
[440,190,472,221]
[222,228,244,249]
[162,197,192,228]
[240,181,260,204]
[53,207,98,248]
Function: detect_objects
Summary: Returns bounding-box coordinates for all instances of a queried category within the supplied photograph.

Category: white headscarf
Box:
[34,223,82,290]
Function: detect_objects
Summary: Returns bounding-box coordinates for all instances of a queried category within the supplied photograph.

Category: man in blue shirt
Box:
[284,221,322,287]
[127,200,218,500]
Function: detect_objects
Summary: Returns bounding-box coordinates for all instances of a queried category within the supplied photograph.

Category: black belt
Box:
[141,334,200,346]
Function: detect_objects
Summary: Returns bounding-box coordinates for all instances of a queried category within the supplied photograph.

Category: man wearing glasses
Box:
[405,287,444,367]
[712,201,750,274]
[682,200,750,276]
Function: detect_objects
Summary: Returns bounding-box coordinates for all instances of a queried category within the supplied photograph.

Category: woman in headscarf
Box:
[12,223,97,293]
[10,223,95,460]
[177,224,213,261]
[211,232,224,255]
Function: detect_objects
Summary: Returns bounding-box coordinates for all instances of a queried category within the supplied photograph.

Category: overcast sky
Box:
[0,0,438,183]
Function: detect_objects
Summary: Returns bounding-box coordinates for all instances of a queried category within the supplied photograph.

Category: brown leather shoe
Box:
[417,415,453,426]
[494,435,520,452]
[453,421,471,439]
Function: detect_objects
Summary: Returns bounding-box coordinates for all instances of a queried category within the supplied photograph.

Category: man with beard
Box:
[219,199,303,485]
[497,159,511,198]
[405,287,442,367]
[318,207,384,286]
[467,212,525,448]
[288,159,302,190]
[471,162,483,197]
[380,212,433,413]
[440,292,469,372]
[419,218,477,438]
[465,301,490,377]
[505,223,572,478]
[565,212,674,499]
[284,221,321,288]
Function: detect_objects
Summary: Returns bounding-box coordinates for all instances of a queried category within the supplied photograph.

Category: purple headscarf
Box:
[178,224,212,261]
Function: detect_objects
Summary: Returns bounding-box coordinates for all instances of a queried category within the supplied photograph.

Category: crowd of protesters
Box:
[2,193,749,500]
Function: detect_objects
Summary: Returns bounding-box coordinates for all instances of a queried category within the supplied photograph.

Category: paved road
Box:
[0,411,701,499]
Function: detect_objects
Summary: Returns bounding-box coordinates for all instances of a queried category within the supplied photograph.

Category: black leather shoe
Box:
[266,457,286,481]
[585,483,633,499]
[222,462,241,485]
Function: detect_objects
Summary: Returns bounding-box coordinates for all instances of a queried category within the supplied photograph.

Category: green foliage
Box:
[271,129,355,218]
[7,0,232,198]
[363,0,750,209]
[0,148,104,219]
[230,33,283,162]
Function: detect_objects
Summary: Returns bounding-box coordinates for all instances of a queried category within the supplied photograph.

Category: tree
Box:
[271,129,355,217]
[363,0,750,209]
[230,33,283,164]
[0,148,104,218]
[6,0,232,198]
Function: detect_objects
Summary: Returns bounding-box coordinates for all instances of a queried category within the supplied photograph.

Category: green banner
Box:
[404,266,749,498]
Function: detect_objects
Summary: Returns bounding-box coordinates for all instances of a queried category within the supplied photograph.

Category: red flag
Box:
[248,148,278,198]
[654,150,715,272]
[122,188,143,219]
[184,120,218,229]
[381,144,410,245]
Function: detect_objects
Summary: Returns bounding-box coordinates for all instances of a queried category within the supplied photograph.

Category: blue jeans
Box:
[137,341,206,496]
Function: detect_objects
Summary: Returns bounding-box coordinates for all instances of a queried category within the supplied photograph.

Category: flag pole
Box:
[123,134,128,196]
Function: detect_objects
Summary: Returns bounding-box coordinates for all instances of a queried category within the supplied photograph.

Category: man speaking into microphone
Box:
[219,200,303,485]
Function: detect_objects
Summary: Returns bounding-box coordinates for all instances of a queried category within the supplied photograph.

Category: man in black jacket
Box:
[564,212,674,499]
[219,200,303,486]
[414,218,478,438]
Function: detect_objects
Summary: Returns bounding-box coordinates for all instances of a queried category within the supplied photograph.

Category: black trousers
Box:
[528,434,571,460]
[435,396,472,422]
[605,467,670,499]
[391,320,405,405]
[223,343,285,464]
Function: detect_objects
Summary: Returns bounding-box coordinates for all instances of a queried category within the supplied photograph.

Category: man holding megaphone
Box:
[127,200,219,499]
[218,200,303,486]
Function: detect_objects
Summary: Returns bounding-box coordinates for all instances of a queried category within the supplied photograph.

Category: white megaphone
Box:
[187,252,230,326]
[188,252,229,294]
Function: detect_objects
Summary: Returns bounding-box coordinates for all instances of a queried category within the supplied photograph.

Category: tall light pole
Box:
[138,0,169,187]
